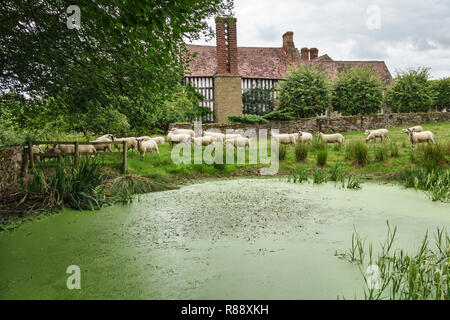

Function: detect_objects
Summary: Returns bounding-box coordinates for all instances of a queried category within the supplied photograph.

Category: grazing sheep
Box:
[402,129,435,148]
[43,146,62,161]
[167,132,191,147]
[91,135,113,152]
[224,133,244,141]
[225,137,251,149]
[110,136,138,151]
[272,133,297,145]
[297,131,313,143]
[365,129,391,143]
[193,136,217,147]
[52,143,96,156]
[408,125,424,133]
[136,138,160,160]
[316,132,345,147]
[136,136,164,144]
[149,137,165,144]
[169,128,195,138]
[203,131,225,143]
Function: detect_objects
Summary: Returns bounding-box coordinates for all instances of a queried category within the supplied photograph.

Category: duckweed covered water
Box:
[0,178,448,299]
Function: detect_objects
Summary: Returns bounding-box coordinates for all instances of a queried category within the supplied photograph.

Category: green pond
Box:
[0,178,448,299]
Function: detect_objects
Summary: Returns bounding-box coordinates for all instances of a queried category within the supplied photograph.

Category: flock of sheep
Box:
[29,124,436,162]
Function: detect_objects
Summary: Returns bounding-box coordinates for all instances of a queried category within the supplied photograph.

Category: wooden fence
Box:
[23,140,128,177]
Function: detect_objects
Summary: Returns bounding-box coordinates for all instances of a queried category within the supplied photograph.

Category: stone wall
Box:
[0,146,24,196]
[169,112,450,136]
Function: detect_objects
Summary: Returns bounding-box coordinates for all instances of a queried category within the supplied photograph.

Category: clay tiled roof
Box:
[185,44,392,85]
[185,44,296,79]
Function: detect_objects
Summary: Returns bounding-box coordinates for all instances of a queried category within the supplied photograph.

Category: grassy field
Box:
[92,121,449,183]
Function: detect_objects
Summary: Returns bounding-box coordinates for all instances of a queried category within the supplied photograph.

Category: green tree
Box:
[277,65,329,118]
[0,0,233,129]
[385,68,435,113]
[331,66,383,115]
[430,78,450,111]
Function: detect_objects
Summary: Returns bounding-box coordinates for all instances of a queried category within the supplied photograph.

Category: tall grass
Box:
[277,144,287,161]
[399,169,449,202]
[316,148,328,167]
[338,222,449,300]
[295,141,309,162]
[412,143,447,171]
[345,141,369,166]
[374,145,389,162]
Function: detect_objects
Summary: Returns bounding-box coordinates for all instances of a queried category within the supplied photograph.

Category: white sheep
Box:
[203,131,225,143]
[402,129,435,148]
[110,136,138,151]
[193,136,217,147]
[150,137,165,144]
[316,132,345,147]
[225,137,251,149]
[136,139,160,160]
[167,132,191,147]
[224,133,244,141]
[53,143,96,156]
[91,135,113,152]
[297,131,313,143]
[169,128,195,138]
[407,125,424,133]
[365,129,390,143]
[136,136,165,144]
[272,133,297,145]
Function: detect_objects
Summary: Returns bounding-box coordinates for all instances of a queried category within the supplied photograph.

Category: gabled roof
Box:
[185,44,295,79]
[185,44,393,85]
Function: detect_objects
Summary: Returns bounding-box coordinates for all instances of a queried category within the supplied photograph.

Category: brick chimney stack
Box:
[213,17,242,123]
[301,47,309,61]
[215,17,238,75]
[282,31,297,63]
[309,48,319,60]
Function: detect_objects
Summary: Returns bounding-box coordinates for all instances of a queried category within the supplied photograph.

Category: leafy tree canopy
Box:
[0,0,233,130]
[430,78,450,111]
[385,67,435,113]
[331,66,383,116]
[277,64,329,118]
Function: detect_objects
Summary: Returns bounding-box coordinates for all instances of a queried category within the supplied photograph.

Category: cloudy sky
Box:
[192,0,450,79]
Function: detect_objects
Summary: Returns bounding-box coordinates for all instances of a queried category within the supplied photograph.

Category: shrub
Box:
[331,66,383,115]
[277,64,329,118]
[316,148,328,167]
[295,141,309,162]
[385,68,435,113]
[227,114,269,124]
[262,109,297,121]
[430,77,450,111]
[346,141,369,166]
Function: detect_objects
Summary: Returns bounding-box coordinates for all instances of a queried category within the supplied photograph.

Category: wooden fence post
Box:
[22,149,29,178]
[122,141,127,173]
[74,142,79,166]
[28,141,34,171]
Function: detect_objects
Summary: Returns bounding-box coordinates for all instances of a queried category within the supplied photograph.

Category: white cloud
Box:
[191,0,450,79]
